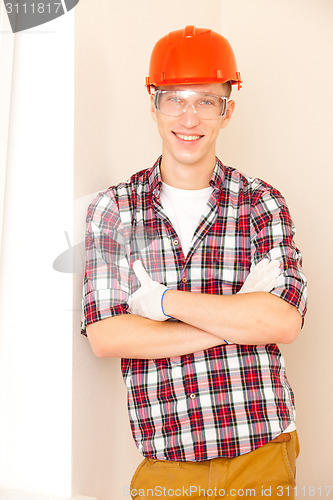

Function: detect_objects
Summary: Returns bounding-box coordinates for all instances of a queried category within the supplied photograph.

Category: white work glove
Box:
[238,259,281,294]
[128,260,170,321]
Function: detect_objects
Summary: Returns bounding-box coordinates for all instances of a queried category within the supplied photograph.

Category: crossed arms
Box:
[84,183,306,360]
[86,261,302,360]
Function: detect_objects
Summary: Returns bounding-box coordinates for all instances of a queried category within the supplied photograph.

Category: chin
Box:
[175,156,201,166]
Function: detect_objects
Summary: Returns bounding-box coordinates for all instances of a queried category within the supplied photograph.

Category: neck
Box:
[160,154,216,190]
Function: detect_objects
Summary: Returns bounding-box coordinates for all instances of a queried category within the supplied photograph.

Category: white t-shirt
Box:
[160,182,213,257]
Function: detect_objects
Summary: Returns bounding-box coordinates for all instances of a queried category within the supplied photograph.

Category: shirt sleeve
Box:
[250,184,307,324]
[81,189,132,335]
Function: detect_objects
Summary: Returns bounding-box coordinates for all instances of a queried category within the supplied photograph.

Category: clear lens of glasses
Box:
[153,90,228,120]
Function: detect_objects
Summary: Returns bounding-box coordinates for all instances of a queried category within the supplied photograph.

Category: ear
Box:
[220,100,235,129]
[150,95,157,123]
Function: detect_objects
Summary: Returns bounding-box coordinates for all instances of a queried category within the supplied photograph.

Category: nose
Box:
[179,103,200,127]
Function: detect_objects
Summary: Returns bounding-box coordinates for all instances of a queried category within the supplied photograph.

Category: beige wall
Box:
[74,0,333,498]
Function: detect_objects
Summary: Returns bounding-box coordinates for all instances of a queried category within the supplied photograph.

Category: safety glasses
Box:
[152,89,228,120]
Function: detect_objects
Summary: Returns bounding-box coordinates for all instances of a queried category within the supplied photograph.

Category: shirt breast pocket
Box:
[211,249,250,296]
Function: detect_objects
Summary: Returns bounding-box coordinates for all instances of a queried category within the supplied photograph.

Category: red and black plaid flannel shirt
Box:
[82,157,307,460]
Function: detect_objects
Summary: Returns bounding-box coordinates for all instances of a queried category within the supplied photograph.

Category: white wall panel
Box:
[0,10,74,498]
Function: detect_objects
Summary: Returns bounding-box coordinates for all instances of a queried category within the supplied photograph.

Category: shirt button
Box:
[173,239,179,246]
[189,393,196,399]
[181,277,188,283]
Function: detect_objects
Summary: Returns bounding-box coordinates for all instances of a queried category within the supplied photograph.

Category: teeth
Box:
[175,133,201,141]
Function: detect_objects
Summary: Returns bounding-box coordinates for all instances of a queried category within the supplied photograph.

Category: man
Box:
[81,26,307,499]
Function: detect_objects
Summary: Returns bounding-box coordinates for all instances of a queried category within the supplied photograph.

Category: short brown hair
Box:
[222,81,232,98]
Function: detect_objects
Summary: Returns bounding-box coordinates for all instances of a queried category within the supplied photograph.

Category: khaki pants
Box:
[130,431,299,499]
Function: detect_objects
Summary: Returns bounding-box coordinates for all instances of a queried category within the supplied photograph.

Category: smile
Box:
[173,132,203,141]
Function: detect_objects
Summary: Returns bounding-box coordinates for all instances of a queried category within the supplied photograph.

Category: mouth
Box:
[173,132,203,142]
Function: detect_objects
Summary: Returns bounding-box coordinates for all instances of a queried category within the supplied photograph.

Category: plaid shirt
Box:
[81,157,307,460]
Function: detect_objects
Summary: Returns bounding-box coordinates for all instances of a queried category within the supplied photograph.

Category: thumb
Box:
[132,260,152,287]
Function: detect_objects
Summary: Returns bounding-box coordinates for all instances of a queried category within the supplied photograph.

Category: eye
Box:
[197,97,218,107]
[166,95,184,105]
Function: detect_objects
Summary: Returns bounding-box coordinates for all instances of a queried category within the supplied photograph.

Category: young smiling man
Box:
[82,26,307,499]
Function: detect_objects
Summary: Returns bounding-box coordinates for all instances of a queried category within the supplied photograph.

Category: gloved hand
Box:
[238,259,281,294]
[128,260,170,321]
[129,258,281,322]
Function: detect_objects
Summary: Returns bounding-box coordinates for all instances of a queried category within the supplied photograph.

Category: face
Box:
[150,82,235,171]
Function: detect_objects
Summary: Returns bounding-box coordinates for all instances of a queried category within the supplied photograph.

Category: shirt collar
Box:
[148,156,226,195]
[209,157,226,192]
[148,156,163,197]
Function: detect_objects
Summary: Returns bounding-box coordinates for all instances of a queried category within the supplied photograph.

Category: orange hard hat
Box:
[146,25,242,94]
